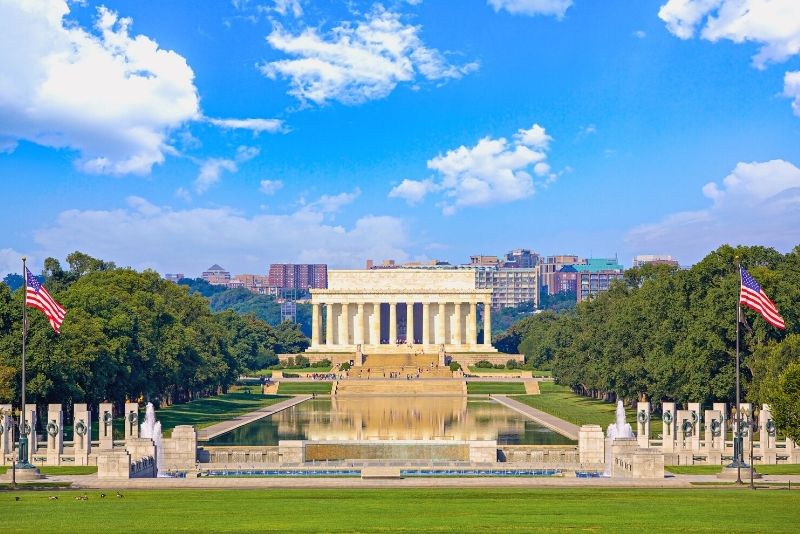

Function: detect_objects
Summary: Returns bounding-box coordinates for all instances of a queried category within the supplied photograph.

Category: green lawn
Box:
[154,392,287,436]
[516,383,663,434]
[468,367,531,375]
[1,488,799,533]
[467,382,527,394]
[277,382,332,394]
[253,366,333,377]
[0,466,96,476]
[668,464,800,476]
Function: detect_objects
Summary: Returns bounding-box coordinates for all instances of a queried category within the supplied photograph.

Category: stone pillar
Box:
[24,404,37,462]
[713,402,727,455]
[355,303,365,345]
[99,402,114,450]
[124,402,139,441]
[325,303,334,346]
[0,403,11,464]
[73,403,91,466]
[467,302,477,346]
[738,402,753,458]
[311,303,321,346]
[578,424,605,465]
[407,302,415,344]
[453,302,463,346]
[389,302,397,344]
[662,402,676,453]
[705,409,723,465]
[760,404,776,464]
[688,402,701,451]
[371,302,381,345]
[482,302,492,346]
[340,303,350,345]
[46,404,63,466]
[436,303,446,345]
[636,401,650,448]
[422,303,430,345]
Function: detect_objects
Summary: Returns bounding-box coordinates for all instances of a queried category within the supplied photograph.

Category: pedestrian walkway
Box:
[197,395,312,440]
[491,395,580,440]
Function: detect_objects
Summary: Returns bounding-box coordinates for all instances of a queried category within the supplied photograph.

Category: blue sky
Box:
[1,0,799,276]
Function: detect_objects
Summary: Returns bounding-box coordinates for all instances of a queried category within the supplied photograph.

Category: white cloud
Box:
[303,188,361,213]
[259,7,478,106]
[633,30,647,39]
[658,0,800,68]
[259,179,284,195]
[31,196,410,273]
[488,0,573,18]
[390,123,558,214]
[194,146,260,194]
[0,1,199,175]
[0,248,29,278]
[627,159,800,263]
[207,117,285,133]
[272,0,303,18]
[389,178,438,204]
[786,70,800,116]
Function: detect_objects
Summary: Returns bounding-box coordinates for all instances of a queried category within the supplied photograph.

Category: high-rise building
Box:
[574,258,624,302]
[474,266,539,309]
[539,255,583,295]
[201,264,231,285]
[469,255,501,267]
[503,249,540,268]
[267,264,328,289]
[365,259,451,269]
[632,254,679,268]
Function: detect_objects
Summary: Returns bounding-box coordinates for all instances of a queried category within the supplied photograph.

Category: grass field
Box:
[154,392,287,436]
[1,488,798,533]
[516,383,663,434]
[468,367,530,375]
[277,382,332,394]
[466,382,527,394]
[667,464,800,475]
[0,466,97,476]
[253,366,333,377]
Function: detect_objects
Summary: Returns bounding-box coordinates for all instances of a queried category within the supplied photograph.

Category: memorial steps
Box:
[333,379,467,396]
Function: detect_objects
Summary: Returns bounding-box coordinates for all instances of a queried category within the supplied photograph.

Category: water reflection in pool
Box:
[207,396,575,446]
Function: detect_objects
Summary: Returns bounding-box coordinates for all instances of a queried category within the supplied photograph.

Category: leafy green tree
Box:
[766,362,800,442]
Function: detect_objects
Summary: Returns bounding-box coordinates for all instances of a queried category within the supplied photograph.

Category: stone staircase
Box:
[334,378,466,396]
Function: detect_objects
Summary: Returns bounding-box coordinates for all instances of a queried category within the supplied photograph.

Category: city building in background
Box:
[164,273,184,283]
[540,255,583,295]
[552,265,579,294]
[468,255,502,267]
[233,274,270,293]
[503,249,540,268]
[201,264,231,285]
[574,258,624,302]
[473,266,539,310]
[365,259,451,269]
[632,254,679,268]
[267,264,328,289]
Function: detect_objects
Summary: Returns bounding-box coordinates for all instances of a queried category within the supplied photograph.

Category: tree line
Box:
[0,252,309,411]
[500,245,800,414]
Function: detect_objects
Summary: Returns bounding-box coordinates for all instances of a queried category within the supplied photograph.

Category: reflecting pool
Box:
[207,396,575,446]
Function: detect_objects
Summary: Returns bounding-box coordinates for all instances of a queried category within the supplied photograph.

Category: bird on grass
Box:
[116,491,124,498]
[14,496,20,501]
[48,496,58,500]
[100,493,106,498]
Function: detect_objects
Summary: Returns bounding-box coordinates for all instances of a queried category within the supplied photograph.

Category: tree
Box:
[767,362,800,442]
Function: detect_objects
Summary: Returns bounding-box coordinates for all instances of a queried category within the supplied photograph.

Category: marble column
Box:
[47,403,63,465]
[422,303,430,345]
[325,304,334,346]
[389,303,398,344]
[482,302,492,346]
[73,403,91,465]
[371,302,381,345]
[467,302,477,345]
[99,402,114,450]
[124,402,139,441]
[340,303,350,345]
[25,404,37,462]
[355,303,365,345]
[437,302,446,345]
[311,303,321,346]
[407,302,415,344]
[453,302,463,345]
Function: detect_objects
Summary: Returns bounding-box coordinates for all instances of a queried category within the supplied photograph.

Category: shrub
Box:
[493,363,505,369]
[506,359,521,369]
[339,362,352,371]
[282,372,299,378]
[449,361,462,371]
[318,358,332,368]
[475,360,494,368]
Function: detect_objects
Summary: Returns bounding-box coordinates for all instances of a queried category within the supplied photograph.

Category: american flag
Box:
[25,267,67,334]
[740,267,785,330]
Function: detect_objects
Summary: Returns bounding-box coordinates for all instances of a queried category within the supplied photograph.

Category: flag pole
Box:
[734,257,743,483]
[18,257,29,468]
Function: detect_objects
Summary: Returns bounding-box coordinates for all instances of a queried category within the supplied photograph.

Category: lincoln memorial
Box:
[304,269,504,366]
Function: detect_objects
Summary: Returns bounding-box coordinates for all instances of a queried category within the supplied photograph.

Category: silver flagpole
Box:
[19,257,29,467]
